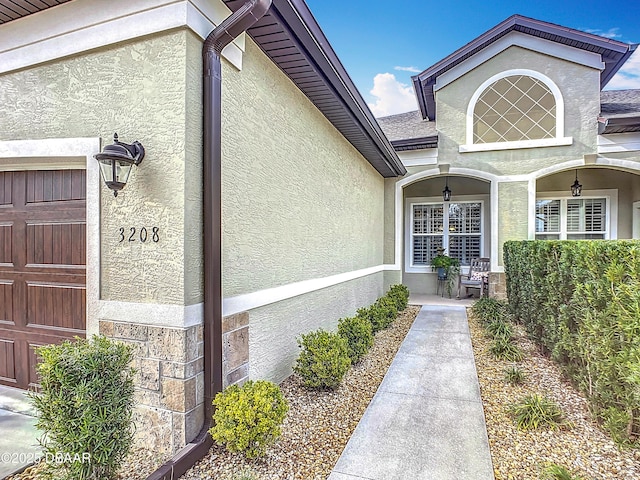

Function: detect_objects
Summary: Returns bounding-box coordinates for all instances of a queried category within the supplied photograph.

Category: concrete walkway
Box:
[0,385,40,479]
[329,304,495,480]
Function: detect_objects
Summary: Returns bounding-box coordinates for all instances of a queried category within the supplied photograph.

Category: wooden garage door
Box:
[0,170,86,389]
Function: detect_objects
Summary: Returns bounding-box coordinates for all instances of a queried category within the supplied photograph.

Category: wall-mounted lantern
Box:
[442,177,452,202]
[571,169,582,197]
[94,133,145,197]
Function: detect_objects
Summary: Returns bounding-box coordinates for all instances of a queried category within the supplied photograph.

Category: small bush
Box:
[210,380,288,458]
[472,297,508,325]
[490,337,524,361]
[503,366,526,385]
[486,319,513,340]
[387,284,410,311]
[509,394,565,431]
[293,329,351,389]
[356,305,386,333]
[541,463,585,480]
[29,336,135,480]
[338,315,373,364]
[375,296,398,329]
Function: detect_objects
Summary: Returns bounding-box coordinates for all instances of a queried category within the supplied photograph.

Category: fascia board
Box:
[434,31,605,92]
[0,0,245,74]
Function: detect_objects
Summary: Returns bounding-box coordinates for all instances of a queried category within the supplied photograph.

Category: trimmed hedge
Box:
[504,240,640,445]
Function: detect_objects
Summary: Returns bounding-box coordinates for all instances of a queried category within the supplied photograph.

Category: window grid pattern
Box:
[567,199,606,239]
[412,202,481,266]
[474,75,556,144]
[535,198,607,240]
[448,203,482,265]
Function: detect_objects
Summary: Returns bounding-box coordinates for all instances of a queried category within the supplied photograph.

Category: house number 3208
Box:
[118,227,160,243]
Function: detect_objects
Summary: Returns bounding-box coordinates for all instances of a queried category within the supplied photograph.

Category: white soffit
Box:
[0,0,245,74]
[434,31,605,92]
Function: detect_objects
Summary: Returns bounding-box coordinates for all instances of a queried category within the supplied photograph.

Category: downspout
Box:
[146,1,272,479]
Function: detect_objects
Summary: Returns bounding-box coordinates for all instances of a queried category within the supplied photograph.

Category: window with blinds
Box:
[535,197,607,240]
[412,202,482,266]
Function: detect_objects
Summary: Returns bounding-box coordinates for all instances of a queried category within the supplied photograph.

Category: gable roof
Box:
[412,14,638,121]
[224,0,405,177]
[377,89,640,147]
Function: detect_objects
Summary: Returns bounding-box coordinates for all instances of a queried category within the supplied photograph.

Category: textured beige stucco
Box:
[220,40,385,297]
[249,272,384,383]
[0,30,202,306]
[436,46,601,175]
[497,181,529,264]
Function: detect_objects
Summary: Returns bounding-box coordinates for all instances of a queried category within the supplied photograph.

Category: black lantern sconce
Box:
[94,133,145,197]
[442,177,452,202]
[571,169,582,197]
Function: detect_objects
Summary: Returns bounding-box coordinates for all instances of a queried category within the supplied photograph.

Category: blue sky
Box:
[305,0,640,117]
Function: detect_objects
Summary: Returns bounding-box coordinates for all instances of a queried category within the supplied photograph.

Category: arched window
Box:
[461,70,571,152]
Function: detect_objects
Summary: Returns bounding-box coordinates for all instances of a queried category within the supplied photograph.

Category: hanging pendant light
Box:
[442,177,451,202]
[571,169,582,197]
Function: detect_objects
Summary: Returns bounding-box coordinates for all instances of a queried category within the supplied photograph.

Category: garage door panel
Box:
[0,169,85,389]
[0,172,13,206]
[0,280,14,323]
[0,338,16,382]
[26,282,85,331]
[26,221,86,267]
[26,170,86,204]
[0,222,13,265]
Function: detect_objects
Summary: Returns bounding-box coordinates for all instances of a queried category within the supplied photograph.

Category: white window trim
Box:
[460,69,572,153]
[405,196,485,273]
[535,189,618,240]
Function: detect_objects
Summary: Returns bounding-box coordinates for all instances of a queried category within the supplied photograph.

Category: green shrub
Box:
[356,305,386,333]
[541,463,585,480]
[374,296,398,329]
[486,319,513,340]
[210,380,288,458]
[29,336,135,480]
[490,337,523,362]
[503,366,526,385]
[471,297,508,324]
[504,240,640,445]
[387,284,410,311]
[293,329,351,389]
[338,315,373,364]
[508,394,565,431]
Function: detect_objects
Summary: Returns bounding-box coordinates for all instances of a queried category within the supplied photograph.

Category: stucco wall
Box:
[220,40,385,298]
[0,29,202,307]
[436,46,601,174]
[249,273,383,383]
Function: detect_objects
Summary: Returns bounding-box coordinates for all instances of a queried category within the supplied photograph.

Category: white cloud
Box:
[584,27,622,39]
[606,49,640,90]
[367,73,418,117]
[394,66,421,73]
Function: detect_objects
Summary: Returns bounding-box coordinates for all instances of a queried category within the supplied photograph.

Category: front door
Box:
[0,170,86,389]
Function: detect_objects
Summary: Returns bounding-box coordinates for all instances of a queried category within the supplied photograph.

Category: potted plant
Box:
[431,249,460,297]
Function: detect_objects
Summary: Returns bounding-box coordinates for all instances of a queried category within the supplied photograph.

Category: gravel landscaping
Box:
[468,309,640,480]
[13,301,640,480]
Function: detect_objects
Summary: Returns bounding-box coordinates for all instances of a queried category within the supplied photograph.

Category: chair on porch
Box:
[457,257,490,298]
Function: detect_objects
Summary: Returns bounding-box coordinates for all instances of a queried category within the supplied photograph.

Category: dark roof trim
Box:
[602,116,640,134]
[413,14,638,121]
[391,136,438,151]
[225,0,406,177]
